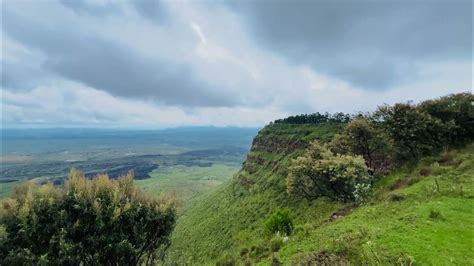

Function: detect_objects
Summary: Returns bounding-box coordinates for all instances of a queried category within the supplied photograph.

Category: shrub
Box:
[372,103,450,160]
[287,141,372,202]
[329,117,394,173]
[353,183,372,205]
[418,92,474,144]
[264,208,293,236]
[0,169,176,265]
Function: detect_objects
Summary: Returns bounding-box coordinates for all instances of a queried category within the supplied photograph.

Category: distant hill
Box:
[167,93,474,264]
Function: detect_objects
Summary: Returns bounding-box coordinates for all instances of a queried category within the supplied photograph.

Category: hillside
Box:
[168,122,347,263]
[167,95,473,265]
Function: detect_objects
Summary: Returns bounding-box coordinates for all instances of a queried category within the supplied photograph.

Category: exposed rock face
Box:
[250,137,307,154]
[245,154,265,165]
[236,126,313,191]
[236,123,343,192]
[238,175,254,189]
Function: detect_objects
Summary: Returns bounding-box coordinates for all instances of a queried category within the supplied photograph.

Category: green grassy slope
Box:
[136,163,240,210]
[167,123,346,263]
[277,144,474,265]
[167,122,474,265]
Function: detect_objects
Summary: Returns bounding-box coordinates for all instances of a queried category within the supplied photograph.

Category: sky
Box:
[1,0,472,128]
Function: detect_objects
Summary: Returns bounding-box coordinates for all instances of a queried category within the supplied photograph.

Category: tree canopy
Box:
[287,92,473,202]
[274,112,351,124]
[0,169,176,265]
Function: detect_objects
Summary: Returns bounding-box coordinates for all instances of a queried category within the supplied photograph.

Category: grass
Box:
[136,163,240,210]
[166,123,345,264]
[263,144,474,265]
[166,120,474,265]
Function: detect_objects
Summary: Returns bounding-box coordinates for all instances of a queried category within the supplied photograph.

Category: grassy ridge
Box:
[167,122,473,264]
[167,123,346,263]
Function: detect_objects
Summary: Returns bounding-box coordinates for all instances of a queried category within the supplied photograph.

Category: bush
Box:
[353,183,372,205]
[418,92,474,144]
[287,141,372,202]
[329,117,394,173]
[373,103,450,160]
[0,169,176,265]
[264,208,293,236]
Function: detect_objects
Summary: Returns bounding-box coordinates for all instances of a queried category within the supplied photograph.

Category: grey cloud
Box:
[131,0,168,22]
[1,60,51,90]
[2,6,236,107]
[59,0,122,16]
[227,0,472,89]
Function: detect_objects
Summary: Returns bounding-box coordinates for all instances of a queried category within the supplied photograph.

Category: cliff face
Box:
[168,122,345,263]
[169,121,474,265]
[236,122,344,192]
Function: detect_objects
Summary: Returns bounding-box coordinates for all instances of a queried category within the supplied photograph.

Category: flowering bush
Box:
[287,141,372,202]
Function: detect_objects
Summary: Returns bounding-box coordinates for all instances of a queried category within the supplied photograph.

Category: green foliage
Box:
[418,92,474,143]
[428,209,445,221]
[287,141,372,201]
[167,123,343,264]
[352,183,372,205]
[269,235,285,252]
[168,121,473,265]
[264,208,294,236]
[329,117,394,173]
[274,143,474,265]
[0,169,176,265]
[167,94,473,264]
[274,112,350,124]
[373,102,450,160]
[215,254,237,266]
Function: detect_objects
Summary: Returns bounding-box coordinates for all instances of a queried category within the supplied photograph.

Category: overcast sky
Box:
[1,0,472,128]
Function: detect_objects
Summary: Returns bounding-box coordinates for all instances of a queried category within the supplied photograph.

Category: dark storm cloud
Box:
[227,0,472,89]
[2,5,235,107]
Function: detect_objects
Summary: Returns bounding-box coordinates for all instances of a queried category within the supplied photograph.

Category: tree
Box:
[372,103,448,160]
[0,169,176,265]
[287,141,372,202]
[273,112,350,124]
[329,118,394,173]
[418,92,474,144]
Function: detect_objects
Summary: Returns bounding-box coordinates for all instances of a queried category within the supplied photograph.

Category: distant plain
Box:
[0,127,259,199]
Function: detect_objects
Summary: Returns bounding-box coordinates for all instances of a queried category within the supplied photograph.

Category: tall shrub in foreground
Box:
[0,169,176,265]
[287,141,372,202]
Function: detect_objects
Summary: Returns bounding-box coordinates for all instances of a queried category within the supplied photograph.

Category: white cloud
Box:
[1,0,471,128]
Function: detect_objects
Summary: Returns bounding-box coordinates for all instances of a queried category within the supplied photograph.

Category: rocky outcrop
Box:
[238,175,254,189]
[250,137,307,154]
